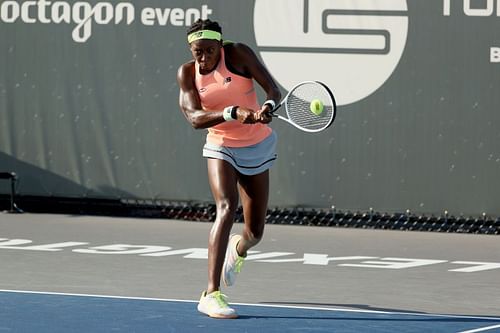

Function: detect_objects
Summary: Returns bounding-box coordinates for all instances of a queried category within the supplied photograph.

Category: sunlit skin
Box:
[177,36,281,294]
[178,39,280,128]
[190,39,222,74]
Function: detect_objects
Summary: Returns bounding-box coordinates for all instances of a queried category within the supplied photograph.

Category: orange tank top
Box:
[194,48,272,147]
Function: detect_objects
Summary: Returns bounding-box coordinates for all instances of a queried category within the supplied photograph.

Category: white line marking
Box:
[0,289,197,304]
[450,262,500,273]
[457,324,500,333]
[1,289,500,322]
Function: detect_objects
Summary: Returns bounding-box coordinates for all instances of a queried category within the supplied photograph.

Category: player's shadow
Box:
[237,314,495,323]
[259,302,426,314]
[248,302,500,322]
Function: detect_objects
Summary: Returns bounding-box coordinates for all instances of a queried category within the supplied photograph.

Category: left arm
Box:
[227,43,281,123]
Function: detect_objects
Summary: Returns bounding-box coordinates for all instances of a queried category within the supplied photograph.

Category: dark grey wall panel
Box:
[1,0,499,216]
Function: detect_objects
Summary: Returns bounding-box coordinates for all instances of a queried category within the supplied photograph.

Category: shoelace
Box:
[212,291,229,308]
[234,256,245,273]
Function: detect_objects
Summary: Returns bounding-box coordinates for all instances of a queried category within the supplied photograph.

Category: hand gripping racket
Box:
[268,81,336,133]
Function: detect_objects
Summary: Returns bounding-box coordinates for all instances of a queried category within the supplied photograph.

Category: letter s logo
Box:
[254,0,409,106]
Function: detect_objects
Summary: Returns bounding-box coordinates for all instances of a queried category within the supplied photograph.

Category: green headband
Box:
[187,30,222,44]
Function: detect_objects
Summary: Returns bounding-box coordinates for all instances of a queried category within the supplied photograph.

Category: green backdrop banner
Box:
[1,0,499,216]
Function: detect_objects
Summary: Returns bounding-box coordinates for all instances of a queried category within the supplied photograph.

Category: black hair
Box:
[187,19,222,35]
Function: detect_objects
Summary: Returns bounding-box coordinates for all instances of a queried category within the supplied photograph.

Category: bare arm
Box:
[177,62,224,129]
[176,61,258,129]
[226,43,282,121]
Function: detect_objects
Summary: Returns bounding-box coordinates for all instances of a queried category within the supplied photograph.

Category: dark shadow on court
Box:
[238,314,500,324]
[259,302,427,314]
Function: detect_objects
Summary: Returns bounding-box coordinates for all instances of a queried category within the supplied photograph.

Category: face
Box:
[189,39,222,74]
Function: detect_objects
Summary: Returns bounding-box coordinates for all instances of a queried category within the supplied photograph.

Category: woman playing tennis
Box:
[177,19,281,319]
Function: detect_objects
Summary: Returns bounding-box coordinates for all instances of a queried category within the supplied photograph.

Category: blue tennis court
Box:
[1,290,499,333]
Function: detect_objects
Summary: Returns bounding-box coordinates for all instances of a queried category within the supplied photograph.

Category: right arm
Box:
[177,61,224,129]
[176,62,257,129]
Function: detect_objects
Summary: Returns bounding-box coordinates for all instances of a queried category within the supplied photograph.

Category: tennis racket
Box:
[268,81,336,133]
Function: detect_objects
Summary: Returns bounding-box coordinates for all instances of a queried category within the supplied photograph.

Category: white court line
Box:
[2,289,500,333]
[1,289,500,322]
[457,324,500,333]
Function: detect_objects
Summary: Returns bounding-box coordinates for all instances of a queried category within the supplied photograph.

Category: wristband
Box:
[223,106,238,121]
[263,99,276,110]
[223,106,234,121]
[230,105,238,120]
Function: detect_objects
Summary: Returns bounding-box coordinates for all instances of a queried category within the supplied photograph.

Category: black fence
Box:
[1,195,498,235]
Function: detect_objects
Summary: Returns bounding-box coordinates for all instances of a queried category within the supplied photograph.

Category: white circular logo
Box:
[254,0,408,106]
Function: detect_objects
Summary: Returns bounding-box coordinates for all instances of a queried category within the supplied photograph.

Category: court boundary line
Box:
[1,288,500,322]
[458,324,500,333]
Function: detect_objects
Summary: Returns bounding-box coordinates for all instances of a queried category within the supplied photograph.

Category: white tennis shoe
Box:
[197,290,238,319]
[222,234,246,287]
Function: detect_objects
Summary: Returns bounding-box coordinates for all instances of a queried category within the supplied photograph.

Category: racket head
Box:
[283,81,336,133]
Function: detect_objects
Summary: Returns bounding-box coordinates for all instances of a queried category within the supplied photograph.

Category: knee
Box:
[216,199,238,219]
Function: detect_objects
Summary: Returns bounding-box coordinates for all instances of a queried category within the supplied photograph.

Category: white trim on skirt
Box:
[202,131,277,176]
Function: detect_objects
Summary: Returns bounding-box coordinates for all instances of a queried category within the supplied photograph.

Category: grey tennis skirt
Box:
[202,131,277,175]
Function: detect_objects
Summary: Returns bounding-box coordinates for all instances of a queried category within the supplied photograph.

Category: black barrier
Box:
[0,195,498,235]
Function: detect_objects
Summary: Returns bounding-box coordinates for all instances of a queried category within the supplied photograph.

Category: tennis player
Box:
[177,19,281,319]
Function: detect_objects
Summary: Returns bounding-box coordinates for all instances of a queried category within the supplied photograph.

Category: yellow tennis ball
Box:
[310,99,324,115]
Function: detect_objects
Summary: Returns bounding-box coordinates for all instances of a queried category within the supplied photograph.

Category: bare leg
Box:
[206,158,239,293]
[236,170,269,256]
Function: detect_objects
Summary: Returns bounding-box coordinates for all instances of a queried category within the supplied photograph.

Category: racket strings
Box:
[285,83,335,131]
